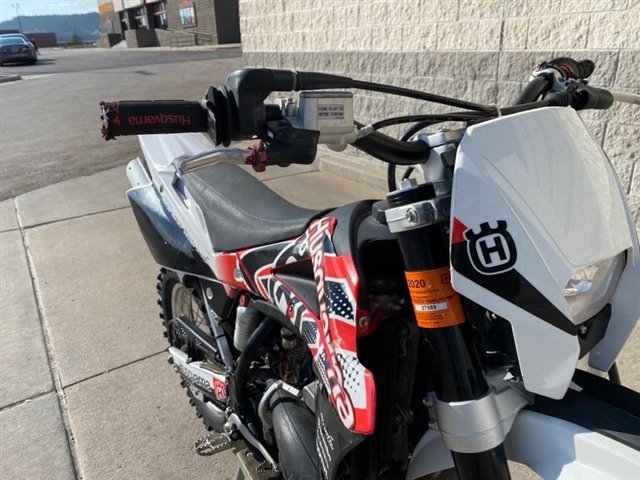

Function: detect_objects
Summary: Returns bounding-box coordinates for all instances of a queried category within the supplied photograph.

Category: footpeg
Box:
[236,448,280,479]
[195,431,237,456]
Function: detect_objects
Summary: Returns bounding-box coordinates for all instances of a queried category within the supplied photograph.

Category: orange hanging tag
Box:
[405,267,465,328]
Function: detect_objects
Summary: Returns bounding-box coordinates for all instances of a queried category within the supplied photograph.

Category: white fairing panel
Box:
[589,182,640,371]
[450,107,638,398]
[137,132,218,265]
[139,132,215,169]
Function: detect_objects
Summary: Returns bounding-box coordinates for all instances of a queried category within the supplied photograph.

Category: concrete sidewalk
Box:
[0,160,638,479]
[0,162,382,480]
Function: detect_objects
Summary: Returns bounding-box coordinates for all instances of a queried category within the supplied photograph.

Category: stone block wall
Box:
[240,0,640,228]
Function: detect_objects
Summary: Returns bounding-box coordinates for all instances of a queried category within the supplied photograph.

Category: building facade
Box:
[240,0,640,230]
[97,0,240,48]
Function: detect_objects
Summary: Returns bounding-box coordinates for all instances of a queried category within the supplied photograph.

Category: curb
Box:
[93,43,241,53]
[0,75,22,84]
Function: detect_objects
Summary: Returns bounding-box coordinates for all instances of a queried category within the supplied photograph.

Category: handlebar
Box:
[101,61,625,167]
[353,123,430,166]
[515,76,551,105]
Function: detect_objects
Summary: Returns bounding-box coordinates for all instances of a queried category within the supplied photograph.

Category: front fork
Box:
[385,180,511,480]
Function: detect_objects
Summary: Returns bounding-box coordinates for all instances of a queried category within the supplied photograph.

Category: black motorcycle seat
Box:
[183,162,324,252]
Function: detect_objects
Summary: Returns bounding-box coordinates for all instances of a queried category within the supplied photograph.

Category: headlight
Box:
[563,252,626,324]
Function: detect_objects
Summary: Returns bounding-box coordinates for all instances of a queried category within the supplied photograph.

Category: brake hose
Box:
[387,120,436,191]
[515,75,553,105]
[352,123,430,166]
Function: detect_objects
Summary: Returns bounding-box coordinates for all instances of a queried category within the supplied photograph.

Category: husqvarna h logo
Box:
[464,221,517,275]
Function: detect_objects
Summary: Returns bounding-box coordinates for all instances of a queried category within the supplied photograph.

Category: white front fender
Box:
[407,410,640,479]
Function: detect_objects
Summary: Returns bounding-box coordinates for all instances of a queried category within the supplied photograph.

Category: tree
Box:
[66,33,83,46]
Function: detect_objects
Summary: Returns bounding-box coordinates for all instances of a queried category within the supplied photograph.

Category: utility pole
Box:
[11,3,24,33]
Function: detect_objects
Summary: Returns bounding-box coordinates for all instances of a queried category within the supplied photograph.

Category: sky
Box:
[0,0,97,23]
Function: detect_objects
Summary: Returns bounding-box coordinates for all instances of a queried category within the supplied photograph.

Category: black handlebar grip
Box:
[100,100,208,140]
[571,84,614,110]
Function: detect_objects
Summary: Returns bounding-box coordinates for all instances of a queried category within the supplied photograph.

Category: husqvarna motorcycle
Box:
[101,57,640,479]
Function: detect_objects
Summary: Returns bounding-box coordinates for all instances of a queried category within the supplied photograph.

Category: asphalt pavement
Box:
[0,47,243,200]
[0,46,241,76]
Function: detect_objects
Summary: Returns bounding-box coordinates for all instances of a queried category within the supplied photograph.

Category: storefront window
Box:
[120,11,129,31]
[179,2,197,27]
[133,6,147,29]
[153,2,168,29]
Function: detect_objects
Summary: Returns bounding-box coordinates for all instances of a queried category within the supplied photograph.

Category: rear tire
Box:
[157,269,220,430]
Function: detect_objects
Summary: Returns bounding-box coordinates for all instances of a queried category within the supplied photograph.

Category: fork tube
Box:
[385,183,510,480]
[394,222,488,400]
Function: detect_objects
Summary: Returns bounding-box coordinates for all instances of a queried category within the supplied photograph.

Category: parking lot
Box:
[0,46,242,200]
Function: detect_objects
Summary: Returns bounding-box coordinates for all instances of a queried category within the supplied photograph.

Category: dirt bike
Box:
[100,57,640,479]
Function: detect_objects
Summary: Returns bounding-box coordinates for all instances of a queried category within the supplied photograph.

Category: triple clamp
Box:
[385,195,451,233]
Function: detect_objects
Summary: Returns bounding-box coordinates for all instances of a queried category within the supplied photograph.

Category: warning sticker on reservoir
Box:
[405,267,465,328]
[318,104,345,119]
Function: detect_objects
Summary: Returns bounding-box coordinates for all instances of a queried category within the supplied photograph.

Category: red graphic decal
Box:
[212,252,253,291]
[451,217,468,245]
[307,219,355,428]
[212,252,239,284]
[251,263,274,299]
[212,378,227,401]
[307,218,376,434]
[324,254,359,295]
[211,217,376,435]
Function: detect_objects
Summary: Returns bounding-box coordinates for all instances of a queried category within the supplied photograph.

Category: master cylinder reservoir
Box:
[282,91,358,151]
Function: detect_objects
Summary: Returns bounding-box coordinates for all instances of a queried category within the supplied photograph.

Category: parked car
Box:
[1,33,33,44]
[0,37,37,65]
[0,33,37,51]
[0,33,39,54]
